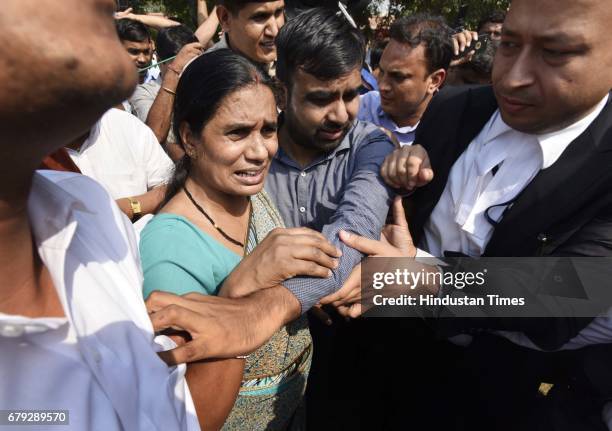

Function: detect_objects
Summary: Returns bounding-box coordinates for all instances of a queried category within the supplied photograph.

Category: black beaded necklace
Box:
[183,186,249,249]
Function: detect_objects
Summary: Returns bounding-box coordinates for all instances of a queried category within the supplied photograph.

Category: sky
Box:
[377,0,390,14]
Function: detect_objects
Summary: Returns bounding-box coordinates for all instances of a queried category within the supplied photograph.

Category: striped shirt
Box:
[265,120,395,312]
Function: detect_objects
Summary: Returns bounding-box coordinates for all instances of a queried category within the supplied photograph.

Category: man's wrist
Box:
[117,197,134,219]
[250,285,301,326]
[127,197,142,221]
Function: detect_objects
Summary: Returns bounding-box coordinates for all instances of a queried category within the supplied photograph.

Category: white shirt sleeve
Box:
[140,124,174,190]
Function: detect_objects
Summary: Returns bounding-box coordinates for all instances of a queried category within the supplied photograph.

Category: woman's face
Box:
[185,84,278,197]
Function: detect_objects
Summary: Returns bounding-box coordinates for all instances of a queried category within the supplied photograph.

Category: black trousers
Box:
[437,333,609,431]
[305,317,609,431]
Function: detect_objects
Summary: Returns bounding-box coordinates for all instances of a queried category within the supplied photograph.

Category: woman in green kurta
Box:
[139,50,331,430]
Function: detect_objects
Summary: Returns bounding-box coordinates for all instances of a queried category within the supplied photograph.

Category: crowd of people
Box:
[1,0,612,430]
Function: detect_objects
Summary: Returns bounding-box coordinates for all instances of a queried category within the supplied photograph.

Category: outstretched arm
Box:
[194,6,219,46]
[196,0,209,26]
[146,227,340,363]
[115,10,180,30]
[148,287,301,363]
[145,42,204,160]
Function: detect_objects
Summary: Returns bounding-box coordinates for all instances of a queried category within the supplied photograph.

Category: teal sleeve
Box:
[142,258,210,299]
[140,216,240,299]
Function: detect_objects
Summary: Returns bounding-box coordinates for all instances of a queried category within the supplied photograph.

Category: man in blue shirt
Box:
[358,14,454,146]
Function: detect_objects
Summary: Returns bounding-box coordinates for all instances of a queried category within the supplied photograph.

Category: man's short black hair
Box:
[218,0,278,15]
[115,18,150,43]
[477,9,507,33]
[389,13,454,74]
[276,7,365,85]
[156,25,197,61]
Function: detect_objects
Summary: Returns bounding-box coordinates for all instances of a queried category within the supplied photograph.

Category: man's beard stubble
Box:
[284,109,352,155]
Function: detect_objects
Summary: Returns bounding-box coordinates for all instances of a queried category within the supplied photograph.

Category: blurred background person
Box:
[477,9,506,41]
[65,108,173,222]
[211,0,285,74]
[131,25,203,161]
[116,18,156,85]
[369,38,388,82]
[358,14,454,146]
[446,36,498,85]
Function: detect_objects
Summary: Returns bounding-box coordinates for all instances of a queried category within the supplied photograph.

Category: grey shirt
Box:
[265,120,395,311]
[129,79,179,146]
[129,81,160,122]
[205,34,274,76]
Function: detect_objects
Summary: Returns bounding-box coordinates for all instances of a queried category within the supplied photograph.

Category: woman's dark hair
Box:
[163,49,276,206]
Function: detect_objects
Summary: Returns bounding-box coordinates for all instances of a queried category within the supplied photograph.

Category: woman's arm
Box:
[141,223,247,429]
[187,358,245,431]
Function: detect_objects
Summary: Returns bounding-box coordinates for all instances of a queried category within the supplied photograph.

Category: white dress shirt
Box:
[423,95,609,257]
[0,171,199,431]
[67,108,173,200]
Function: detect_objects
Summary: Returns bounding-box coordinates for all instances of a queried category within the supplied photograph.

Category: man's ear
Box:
[217,5,232,33]
[427,68,447,94]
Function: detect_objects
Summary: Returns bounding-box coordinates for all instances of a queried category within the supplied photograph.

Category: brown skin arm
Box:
[116,185,166,220]
[194,7,219,47]
[116,13,180,30]
[187,358,245,431]
[196,0,208,26]
[146,71,179,148]
[146,43,203,162]
[147,287,301,363]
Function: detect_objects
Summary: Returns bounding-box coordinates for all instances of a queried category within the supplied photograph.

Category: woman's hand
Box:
[219,227,342,298]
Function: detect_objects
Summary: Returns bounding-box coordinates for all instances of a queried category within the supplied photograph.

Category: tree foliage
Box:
[371,0,510,29]
[127,0,510,32]
[128,0,217,29]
